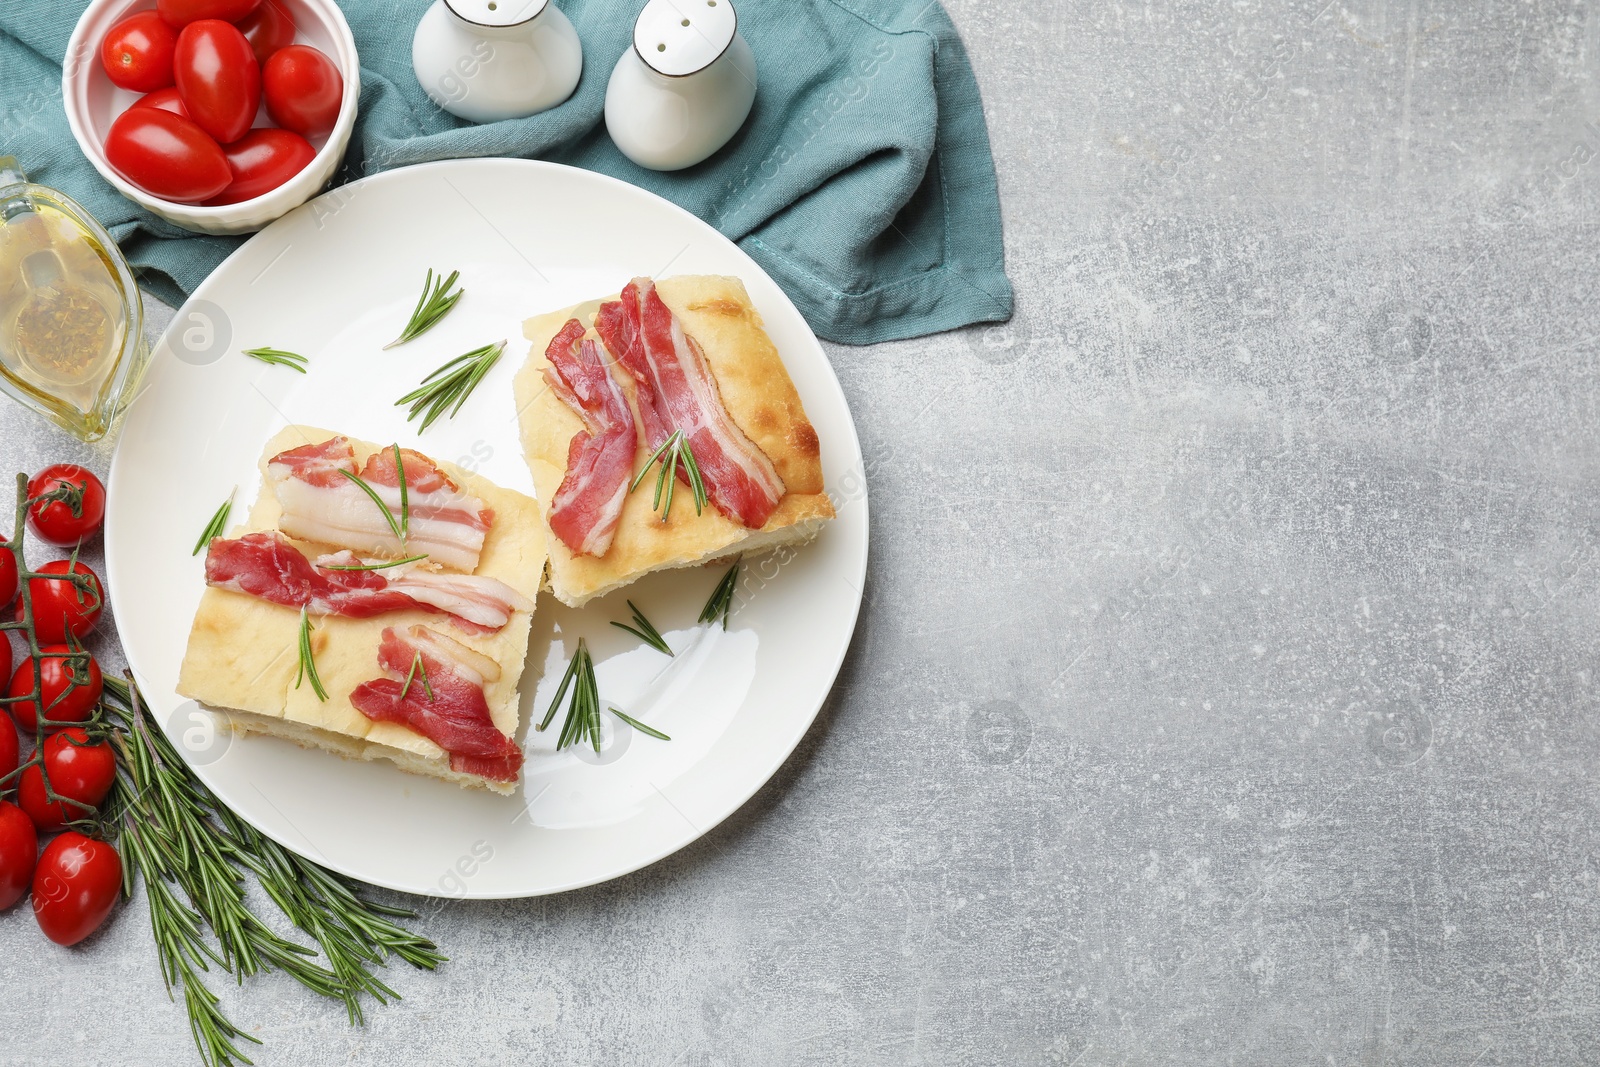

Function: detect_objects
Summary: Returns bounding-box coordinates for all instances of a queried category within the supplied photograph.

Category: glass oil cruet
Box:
[0,157,148,442]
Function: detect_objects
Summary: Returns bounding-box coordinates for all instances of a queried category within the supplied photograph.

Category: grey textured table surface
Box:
[4,0,1598,1064]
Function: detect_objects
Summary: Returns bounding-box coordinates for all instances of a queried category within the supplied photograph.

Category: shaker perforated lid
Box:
[633,0,738,77]
[444,0,549,28]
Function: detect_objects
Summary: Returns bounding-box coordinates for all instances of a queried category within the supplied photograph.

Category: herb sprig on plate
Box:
[384,269,464,350]
[610,600,672,656]
[699,558,740,630]
[192,489,235,557]
[242,347,309,373]
[396,341,506,432]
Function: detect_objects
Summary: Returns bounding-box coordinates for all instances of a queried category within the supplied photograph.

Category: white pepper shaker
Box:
[412,0,583,123]
[604,0,757,171]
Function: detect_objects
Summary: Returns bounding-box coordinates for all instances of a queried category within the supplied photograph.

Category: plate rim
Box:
[105,157,870,898]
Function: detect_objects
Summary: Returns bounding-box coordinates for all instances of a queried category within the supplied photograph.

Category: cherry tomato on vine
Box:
[18,728,116,834]
[0,542,17,609]
[263,45,342,139]
[18,561,104,645]
[205,127,315,205]
[175,20,261,145]
[32,832,121,945]
[157,0,261,28]
[236,0,295,68]
[0,801,37,911]
[0,710,17,788]
[7,646,103,735]
[26,465,106,546]
[104,106,231,204]
[132,86,191,120]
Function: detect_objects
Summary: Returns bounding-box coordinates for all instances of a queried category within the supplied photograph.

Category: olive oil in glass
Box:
[0,158,148,442]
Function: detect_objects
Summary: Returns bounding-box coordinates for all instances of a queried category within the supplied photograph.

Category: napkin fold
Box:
[0,0,1011,343]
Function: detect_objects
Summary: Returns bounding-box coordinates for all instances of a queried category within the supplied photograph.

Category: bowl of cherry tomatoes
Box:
[62,0,360,235]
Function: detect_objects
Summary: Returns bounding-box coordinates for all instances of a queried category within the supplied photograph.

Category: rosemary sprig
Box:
[398,652,434,703]
[628,430,707,522]
[319,554,429,572]
[295,608,328,702]
[610,600,672,656]
[609,707,670,741]
[538,639,601,752]
[699,558,740,630]
[101,675,444,1064]
[192,490,236,557]
[242,347,308,373]
[393,445,410,541]
[395,341,506,432]
[336,468,405,545]
[383,268,463,350]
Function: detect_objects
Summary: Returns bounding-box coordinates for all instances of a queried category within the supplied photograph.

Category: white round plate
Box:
[105,159,868,898]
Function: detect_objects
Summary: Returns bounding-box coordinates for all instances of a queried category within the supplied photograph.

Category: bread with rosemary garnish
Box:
[177,426,546,795]
[516,275,834,607]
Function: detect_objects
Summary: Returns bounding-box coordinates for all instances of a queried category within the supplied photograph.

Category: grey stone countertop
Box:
[5,0,1599,1063]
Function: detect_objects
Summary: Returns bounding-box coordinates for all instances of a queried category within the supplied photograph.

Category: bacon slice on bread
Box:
[517,276,835,607]
[178,426,546,795]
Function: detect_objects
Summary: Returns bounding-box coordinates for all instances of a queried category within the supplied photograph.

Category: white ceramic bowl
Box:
[63,0,360,235]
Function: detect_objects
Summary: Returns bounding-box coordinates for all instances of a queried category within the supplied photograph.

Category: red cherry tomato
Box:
[157,0,262,28]
[132,86,191,120]
[263,45,342,139]
[99,11,178,93]
[104,107,230,204]
[236,0,295,68]
[0,801,36,911]
[7,647,103,735]
[18,561,104,645]
[0,543,14,608]
[175,20,261,145]
[18,729,116,833]
[205,127,315,205]
[0,710,17,789]
[32,832,121,946]
[26,465,106,547]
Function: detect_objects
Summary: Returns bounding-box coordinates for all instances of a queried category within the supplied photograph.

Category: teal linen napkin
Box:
[0,0,1010,343]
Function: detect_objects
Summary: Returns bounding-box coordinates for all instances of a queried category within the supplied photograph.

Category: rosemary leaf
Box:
[336,468,405,545]
[383,268,463,350]
[242,347,308,373]
[395,341,505,432]
[192,490,236,557]
[398,652,434,703]
[610,600,672,656]
[699,558,741,630]
[393,445,410,542]
[545,640,602,752]
[628,430,708,523]
[318,554,429,572]
[296,608,328,702]
[610,707,671,741]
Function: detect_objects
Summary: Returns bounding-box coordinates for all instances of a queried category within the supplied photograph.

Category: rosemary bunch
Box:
[101,676,445,1066]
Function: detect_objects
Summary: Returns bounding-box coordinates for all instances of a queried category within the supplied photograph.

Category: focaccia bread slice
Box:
[177,425,546,795]
[516,275,834,607]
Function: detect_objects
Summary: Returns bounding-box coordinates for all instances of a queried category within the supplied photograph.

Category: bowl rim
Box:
[61,0,361,219]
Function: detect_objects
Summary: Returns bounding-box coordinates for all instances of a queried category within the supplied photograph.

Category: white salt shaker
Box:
[604,0,757,171]
[412,0,583,123]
